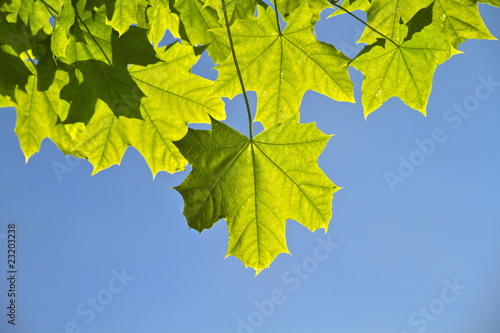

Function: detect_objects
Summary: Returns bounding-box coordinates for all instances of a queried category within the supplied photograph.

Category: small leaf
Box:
[107,0,138,35]
[351,24,460,116]
[17,0,62,35]
[431,0,497,47]
[51,0,75,58]
[174,0,230,63]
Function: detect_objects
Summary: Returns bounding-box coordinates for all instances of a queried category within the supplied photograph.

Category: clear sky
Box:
[1,4,499,333]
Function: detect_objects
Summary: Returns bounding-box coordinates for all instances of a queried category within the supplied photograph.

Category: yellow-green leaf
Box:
[123,43,226,176]
[14,68,76,161]
[174,116,338,273]
[146,0,181,45]
[351,24,460,116]
[174,0,230,63]
[432,0,497,47]
[51,0,75,58]
[213,3,354,129]
[107,0,138,35]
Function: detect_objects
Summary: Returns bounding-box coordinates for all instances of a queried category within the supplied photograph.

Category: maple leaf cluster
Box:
[0,0,497,272]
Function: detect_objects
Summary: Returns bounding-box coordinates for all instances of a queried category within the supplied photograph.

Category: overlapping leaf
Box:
[351,22,460,116]
[349,0,425,44]
[122,43,226,176]
[213,3,354,129]
[57,2,159,123]
[51,0,75,58]
[277,0,331,24]
[174,116,339,273]
[107,0,139,35]
[17,0,63,35]
[0,13,32,103]
[13,62,78,161]
[174,0,229,63]
[146,0,181,45]
[479,0,500,6]
[62,42,225,175]
[431,0,496,47]
[205,0,256,26]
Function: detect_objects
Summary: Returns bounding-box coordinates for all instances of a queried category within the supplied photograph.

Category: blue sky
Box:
[1,4,500,333]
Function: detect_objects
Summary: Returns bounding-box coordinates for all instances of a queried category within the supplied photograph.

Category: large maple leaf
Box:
[212,3,354,130]
[174,116,339,273]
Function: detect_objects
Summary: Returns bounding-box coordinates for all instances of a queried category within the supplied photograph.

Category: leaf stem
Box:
[273,0,282,34]
[221,0,253,140]
[329,1,399,46]
[40,0,59,18]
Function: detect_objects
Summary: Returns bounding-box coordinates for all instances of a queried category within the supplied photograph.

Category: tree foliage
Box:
[0,0,497,273]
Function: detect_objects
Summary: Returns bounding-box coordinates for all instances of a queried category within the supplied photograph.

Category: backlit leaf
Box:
[123,42,226,175]
[174,116,338,273]
[431,0,497,47]
[174,0,230,63]
[351,24,460,116]
[51,0,75,58]
[213,3,354,129]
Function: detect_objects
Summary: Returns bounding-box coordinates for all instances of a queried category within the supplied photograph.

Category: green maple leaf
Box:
[338,0,496,47]
[65,42,224,175]
[205,0,256,26]
[431,0,497,47]
[479,0,500,6]
[122,42,226,176]
[351,0,424,44]
[107,0,138,35]
[17,0,63,35]
[1,0,499,273]
[51,0,75,58]
[57,3,159,123]
[13,63,78,161]
[277,0,331,24]
[0,49,31,100]
[0,13,32,102]
[213,3,354,130]
[68,100,130,174]
[146,0,181,46]
[350,22,460,116]
[174,0,229,63]
[174,116,339,273]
